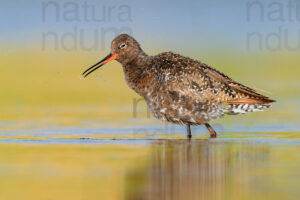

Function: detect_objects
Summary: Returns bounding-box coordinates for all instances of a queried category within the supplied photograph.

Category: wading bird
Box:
[82,34,275,138]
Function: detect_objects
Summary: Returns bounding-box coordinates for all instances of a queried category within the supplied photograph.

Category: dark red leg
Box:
[205,123,217,138]
[186,124,192,139]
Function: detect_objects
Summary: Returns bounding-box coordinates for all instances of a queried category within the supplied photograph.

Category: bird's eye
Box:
[119,43,127,49]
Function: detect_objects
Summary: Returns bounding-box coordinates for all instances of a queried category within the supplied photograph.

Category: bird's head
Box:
[82,34,142,78]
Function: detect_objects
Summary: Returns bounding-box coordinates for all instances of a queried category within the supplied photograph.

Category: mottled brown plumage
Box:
[83,34,275,138]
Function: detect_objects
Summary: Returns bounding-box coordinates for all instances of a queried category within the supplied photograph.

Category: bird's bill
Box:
[82,53,117,78]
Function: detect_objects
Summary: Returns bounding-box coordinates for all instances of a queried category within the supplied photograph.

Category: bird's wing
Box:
[152,53,222,106]
[154,52,275,106]
[202,64,275,104]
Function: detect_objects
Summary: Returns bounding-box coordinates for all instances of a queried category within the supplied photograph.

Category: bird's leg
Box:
[205,123,217,138]
[186,123,192,139]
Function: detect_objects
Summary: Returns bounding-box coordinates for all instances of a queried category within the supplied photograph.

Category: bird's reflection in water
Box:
[125,139,270,200]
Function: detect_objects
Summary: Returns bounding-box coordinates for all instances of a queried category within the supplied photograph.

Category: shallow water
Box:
[0,119,299,200]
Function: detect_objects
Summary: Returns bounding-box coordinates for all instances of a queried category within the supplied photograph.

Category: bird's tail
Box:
[223,98,275,115]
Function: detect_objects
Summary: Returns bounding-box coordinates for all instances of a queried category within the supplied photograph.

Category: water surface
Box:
[0,120,299,200]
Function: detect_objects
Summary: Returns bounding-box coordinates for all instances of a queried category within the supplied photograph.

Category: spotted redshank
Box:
[82,34,275,138]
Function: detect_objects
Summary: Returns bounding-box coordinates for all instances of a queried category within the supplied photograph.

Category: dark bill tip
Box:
[82,53,117,78]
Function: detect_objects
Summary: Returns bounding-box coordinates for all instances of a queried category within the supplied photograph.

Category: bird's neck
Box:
[127,51,149,67]
[122,52,152,95]
[122,51,150,78]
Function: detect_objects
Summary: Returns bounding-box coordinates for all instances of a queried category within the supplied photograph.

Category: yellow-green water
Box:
[0,50,300,200]
[0,138,299,200]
